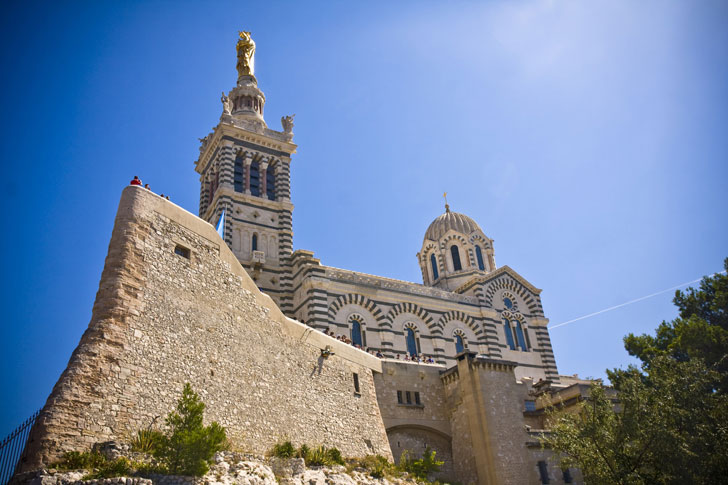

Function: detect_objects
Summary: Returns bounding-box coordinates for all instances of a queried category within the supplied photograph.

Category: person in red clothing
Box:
[130,176,142,186]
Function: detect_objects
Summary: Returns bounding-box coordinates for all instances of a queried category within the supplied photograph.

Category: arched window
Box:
[406,328,419,357]
[348,314,366,347]
[266,167,276,200]
[234,156,244,192]
[208,170,219,202]
[252,233,258,251]
[455,334,465,354]
[475,245,485,270]
[430,254,439,280]
[249,160,260,196]
[503,318,516,350]
[504,297,513,310]
[351,319,363,347]
[514,320,529,351]
[450,245,462,271]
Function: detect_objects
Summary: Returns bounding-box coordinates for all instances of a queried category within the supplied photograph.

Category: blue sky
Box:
[1,0,726,437]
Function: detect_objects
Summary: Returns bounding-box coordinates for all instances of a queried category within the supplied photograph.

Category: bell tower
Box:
[194,31,297,315]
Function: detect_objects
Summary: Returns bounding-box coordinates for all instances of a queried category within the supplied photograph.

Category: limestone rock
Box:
[269,458,305,478]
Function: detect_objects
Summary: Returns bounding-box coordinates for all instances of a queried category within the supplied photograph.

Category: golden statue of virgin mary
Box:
[236,31,256,77]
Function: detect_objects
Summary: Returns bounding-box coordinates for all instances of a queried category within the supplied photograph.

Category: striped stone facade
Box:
[287,257,558,381]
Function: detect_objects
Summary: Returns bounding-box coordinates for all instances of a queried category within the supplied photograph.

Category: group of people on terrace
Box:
[395,353,436,364]
[130,176,170,200]
[321,329,437,363]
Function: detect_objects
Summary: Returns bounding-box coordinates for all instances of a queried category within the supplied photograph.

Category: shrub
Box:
[51,451,163,479]
[130,428,164,454]
[153,383,228,476]
[52,451,107,471]
[297,444,310,460]
[271,440,296,458]
[134,461,169,475]
[359,454,394,479]
[398,447,443,480]
[326,447,344,466]
[302,445,345,466]
[83,457,134,480]
[304,445,328,466]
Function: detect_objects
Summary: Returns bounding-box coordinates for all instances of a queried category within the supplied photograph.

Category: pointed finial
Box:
[443,192,450,212]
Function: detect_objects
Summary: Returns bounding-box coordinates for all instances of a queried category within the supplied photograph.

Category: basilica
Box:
[17,32,587,485]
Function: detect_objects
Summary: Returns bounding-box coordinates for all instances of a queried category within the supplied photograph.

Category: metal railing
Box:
[0,410,39,485]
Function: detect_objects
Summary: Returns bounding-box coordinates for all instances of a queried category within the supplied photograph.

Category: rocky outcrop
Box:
[12,452,425,485]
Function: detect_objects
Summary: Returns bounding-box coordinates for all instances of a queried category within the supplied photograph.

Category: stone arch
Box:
[452,328,468,352]
[502,310,525,323]
[327,293,384,325]
[347,312,367,347]
[386,425,453,478]
[385,303,434,330]
[501,290,519,312]
[440,319,479,357]
[469,234,491,249]
[502,310,532,351]
[419,242,438,264]
[483,276,543,316]
[439,233,468,249]
[435,310,478,334]
[402,321,424,356]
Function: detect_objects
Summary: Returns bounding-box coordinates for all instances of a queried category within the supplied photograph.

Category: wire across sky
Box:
[549,270,726,330]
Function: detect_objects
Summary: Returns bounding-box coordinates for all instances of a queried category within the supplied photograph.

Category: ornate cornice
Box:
[195,122,297,174]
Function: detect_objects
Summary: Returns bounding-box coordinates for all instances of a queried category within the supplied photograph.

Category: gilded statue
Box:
[236,31,256,77]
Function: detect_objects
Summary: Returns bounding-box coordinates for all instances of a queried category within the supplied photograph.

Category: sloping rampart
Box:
[19,186,391,471]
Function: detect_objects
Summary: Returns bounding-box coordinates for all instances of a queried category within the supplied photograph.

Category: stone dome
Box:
[424,206,483,241]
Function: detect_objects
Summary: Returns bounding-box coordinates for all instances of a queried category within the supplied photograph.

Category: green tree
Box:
[624,258,728,391]
[544,357,728,484]
[543,259,728,484]
[154,383,228,476]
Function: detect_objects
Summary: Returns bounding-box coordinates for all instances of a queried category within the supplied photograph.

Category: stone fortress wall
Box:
[19,186,392,471]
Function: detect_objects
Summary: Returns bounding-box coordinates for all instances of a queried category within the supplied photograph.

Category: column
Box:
[259,158,269,198]
[243,153,252,194]
[486,249,496,271]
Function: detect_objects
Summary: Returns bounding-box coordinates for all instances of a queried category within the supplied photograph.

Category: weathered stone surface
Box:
[268,458,304,478]
[92,442,127,461]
